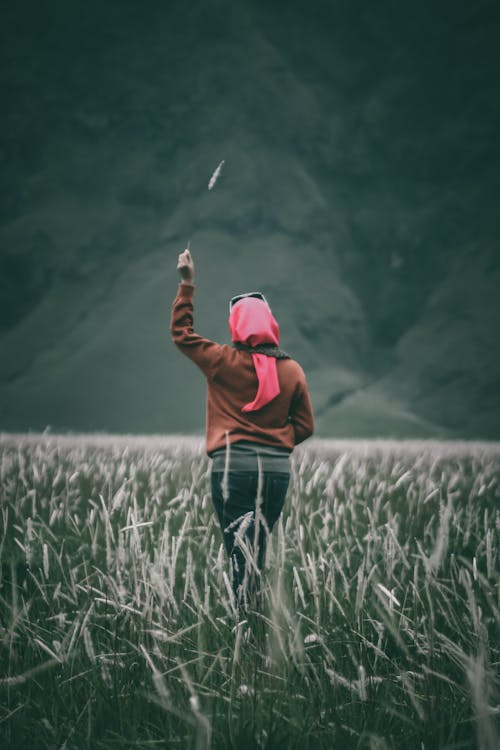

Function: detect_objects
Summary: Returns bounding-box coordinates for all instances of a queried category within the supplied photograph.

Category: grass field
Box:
[1,434,499,749]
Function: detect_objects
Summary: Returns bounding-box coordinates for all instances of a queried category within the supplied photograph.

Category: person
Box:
[171,248,314,610]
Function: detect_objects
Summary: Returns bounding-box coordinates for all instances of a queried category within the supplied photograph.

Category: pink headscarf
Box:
[229,297,281,412]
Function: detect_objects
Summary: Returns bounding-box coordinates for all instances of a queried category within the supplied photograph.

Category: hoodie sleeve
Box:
[289,374,314,445]
[170,283,224,378]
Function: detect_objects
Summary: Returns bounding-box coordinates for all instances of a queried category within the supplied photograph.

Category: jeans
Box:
[210,470,290,608]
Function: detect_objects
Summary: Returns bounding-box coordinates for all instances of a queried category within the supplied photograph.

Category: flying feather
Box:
[208,160,225,190]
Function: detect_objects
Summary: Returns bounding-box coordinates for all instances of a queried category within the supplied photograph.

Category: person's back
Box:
[171,303,313,454]
[170,248,314,610]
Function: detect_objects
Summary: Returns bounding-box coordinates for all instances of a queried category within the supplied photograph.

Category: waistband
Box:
[209,440,291,473]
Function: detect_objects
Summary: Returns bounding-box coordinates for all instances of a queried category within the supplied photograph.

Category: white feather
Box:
[208,160,225,190]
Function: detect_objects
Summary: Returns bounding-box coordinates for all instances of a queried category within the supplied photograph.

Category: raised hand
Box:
[177,248,194,283]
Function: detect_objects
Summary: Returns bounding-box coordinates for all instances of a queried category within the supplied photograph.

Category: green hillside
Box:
[1,0,498,438]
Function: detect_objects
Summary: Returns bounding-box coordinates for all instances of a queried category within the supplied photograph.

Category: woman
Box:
[171,248,314,609]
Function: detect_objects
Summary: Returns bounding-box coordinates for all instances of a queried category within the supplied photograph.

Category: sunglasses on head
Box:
[229,292,269,314]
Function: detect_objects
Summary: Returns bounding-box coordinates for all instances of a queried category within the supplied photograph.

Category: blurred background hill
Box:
[1,0,499,439]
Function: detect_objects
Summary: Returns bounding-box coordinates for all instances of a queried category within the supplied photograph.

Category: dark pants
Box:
[210,470,290,609]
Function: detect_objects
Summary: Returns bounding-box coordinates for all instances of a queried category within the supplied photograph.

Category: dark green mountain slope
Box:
[1,0,499,438]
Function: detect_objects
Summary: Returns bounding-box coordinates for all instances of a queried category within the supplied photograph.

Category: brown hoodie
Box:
[170,282,314,455]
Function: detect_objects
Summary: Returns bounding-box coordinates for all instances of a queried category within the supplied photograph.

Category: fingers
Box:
[177,248,194,278]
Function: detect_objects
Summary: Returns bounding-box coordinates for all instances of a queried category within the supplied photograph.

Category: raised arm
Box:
[170,248,223,378]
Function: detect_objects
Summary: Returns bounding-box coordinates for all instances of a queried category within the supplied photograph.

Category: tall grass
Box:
[0,434,499,749]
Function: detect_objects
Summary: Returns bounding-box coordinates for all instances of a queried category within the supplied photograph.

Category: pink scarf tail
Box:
[241,353,280,412]
[228,297,282,412]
